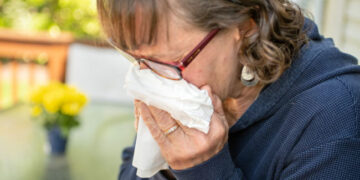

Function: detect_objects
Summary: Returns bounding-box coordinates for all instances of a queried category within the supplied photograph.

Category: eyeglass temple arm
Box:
[180,29,220,68]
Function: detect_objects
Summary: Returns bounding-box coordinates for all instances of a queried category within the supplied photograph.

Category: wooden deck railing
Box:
[0,29,73,109]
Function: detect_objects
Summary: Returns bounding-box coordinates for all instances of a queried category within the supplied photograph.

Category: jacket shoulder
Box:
[286,76,360,155]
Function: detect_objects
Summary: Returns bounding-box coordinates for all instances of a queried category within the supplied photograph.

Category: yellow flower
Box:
[30,81,63,104]
[78,93,88,106]
[63,86,88,107]
[43,89,65,113]
[30,86,46,104]
[61,102,81,116]
[30,81,88,116]
[31,106,42,117]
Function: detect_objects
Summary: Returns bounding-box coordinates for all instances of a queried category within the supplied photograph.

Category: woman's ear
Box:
[239,18,258,38]
[233,18,258,53]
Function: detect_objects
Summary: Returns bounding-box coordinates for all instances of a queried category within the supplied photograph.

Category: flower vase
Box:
[47,126,68,155]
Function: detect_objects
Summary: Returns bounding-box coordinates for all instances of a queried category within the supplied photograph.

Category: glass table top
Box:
[0,102,136,180]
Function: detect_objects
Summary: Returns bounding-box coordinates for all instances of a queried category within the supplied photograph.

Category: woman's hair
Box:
[97,0,307,84]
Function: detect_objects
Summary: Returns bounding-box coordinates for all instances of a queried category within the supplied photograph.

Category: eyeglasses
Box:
[108,29,220,80]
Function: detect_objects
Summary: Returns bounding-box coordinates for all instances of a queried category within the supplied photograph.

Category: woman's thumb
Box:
[200,85,224,115]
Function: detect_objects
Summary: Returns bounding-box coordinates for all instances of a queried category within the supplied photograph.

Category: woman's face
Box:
[128,12,243,100]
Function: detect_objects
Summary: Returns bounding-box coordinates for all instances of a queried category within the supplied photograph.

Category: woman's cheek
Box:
[182,70,206,88]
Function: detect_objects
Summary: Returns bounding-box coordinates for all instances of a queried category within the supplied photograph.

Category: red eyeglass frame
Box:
[109,28,220,80]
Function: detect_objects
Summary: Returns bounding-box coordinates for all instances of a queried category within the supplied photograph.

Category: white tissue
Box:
[124,64,213,178]
[132,116,168,177]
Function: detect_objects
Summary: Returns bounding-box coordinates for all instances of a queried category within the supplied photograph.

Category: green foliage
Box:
[0,0,101,40]
[32,106,79,137]
[42,110,80,137]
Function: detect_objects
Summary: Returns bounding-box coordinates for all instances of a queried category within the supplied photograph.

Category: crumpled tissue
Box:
[124,64,214,178]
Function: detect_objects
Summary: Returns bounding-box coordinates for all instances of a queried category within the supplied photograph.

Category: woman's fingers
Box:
[134,100,141,131]
[200,85,229,140]
[148,106,179,132]
[201,85,225,115]
[138,102,168,145]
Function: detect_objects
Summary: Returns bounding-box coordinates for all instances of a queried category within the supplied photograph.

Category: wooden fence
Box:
[0,29,73,109]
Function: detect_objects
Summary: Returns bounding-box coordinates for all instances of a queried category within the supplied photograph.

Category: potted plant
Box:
[30,81,88,155]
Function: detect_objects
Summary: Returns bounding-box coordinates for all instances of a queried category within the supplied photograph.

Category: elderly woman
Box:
[97,0,360,179]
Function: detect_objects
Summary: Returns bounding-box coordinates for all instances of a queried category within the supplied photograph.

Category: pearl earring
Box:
[241,65,259,86]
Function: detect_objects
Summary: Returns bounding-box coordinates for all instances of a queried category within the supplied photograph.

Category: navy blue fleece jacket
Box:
[118,19,360,180]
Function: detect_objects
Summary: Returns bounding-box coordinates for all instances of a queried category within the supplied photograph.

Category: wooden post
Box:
[47,44,70,82]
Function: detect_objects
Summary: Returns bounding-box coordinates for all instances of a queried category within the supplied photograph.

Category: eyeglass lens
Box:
[140,59,181,80]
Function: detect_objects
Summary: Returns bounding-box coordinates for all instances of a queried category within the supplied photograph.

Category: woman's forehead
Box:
[102,0,208,62]
[129,11,206,61]
[112,0,201,47]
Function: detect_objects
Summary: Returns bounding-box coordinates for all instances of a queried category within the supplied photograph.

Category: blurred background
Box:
[0,0,359,180]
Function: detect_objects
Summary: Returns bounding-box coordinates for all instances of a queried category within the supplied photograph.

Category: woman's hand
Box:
[137,85,229,170]
[134,100,141,131]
